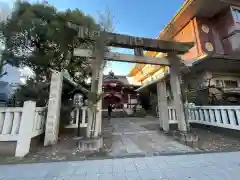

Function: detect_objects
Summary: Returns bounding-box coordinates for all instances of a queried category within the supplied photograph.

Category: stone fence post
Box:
[15,101,36,157]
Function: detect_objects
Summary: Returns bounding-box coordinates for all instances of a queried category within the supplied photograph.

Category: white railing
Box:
[157,106,177,124]
[0,101,47,157]
[0,107,23,141]
[32,107,47,137]
[168,107,178,124]
[65,106,88,128]
[166,105,240,131]
[188,106,240,130]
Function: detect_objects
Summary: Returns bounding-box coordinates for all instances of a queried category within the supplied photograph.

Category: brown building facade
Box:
[129,0,240,107]
[172,6,240,60]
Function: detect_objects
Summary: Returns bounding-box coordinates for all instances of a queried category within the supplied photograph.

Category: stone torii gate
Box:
[70,24,193,136]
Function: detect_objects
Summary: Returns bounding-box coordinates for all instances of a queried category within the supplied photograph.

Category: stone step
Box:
[102,110,131,118]
[76,137,103,152]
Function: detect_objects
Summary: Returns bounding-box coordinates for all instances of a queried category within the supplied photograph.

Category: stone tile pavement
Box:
[1,151,240,179]
[109,117,194,157]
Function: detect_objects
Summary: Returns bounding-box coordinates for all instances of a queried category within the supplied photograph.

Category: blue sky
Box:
[3,0,184,75]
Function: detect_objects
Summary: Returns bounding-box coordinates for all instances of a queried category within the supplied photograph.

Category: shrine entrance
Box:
[69,23,193,138]
[103,93,121,109]
[42,24,193,153]
[43,23,193,148]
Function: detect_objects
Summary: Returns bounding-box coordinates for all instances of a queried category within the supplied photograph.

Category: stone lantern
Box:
[73,93,83,137]
[73,93,83,108]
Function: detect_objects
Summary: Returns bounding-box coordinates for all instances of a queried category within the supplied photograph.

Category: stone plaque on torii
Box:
[69,23,193,135]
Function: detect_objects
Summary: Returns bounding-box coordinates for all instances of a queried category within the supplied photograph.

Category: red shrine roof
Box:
[103,71,140,86]
[103,74,129,85]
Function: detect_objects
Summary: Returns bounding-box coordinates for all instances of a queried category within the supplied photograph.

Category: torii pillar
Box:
[168,53,187,132]
[86,41,105,138]
[157,80,169,132]
[94,63,104,137]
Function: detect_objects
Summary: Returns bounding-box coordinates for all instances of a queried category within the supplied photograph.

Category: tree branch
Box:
[22,43,34,53]
[0,71,7,78]
[2,61,8,66]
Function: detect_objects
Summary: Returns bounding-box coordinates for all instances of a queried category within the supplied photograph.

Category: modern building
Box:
[102,71,140,110]
[129,0,240,111]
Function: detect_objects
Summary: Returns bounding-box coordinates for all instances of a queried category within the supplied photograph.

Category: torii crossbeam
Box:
[68,22,193,56]
[74,48,171,65]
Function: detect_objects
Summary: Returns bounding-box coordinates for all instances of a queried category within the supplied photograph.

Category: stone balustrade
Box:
[0,101,47,157]
[168,105,240,131]
[188,105,240,130]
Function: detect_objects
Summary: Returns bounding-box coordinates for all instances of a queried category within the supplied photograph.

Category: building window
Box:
[215,80,223,87]
[232,7,240,22]
[224,80,238,88]
[215,79,238,88]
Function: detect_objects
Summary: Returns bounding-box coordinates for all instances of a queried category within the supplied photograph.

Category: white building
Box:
[0,41,33,105]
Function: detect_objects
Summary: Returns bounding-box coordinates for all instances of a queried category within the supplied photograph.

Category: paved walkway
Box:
[109,117,194,157]
[1,151,240,179]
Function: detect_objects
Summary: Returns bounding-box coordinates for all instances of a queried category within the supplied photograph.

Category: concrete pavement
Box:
[1,151,240,179]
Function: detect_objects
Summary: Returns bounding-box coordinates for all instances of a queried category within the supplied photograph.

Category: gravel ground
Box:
[189,127,240,152]
[0,119,113,165]
[1,116,240,165]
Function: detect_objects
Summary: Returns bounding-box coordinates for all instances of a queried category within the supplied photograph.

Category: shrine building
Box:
[102,71,140,110]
